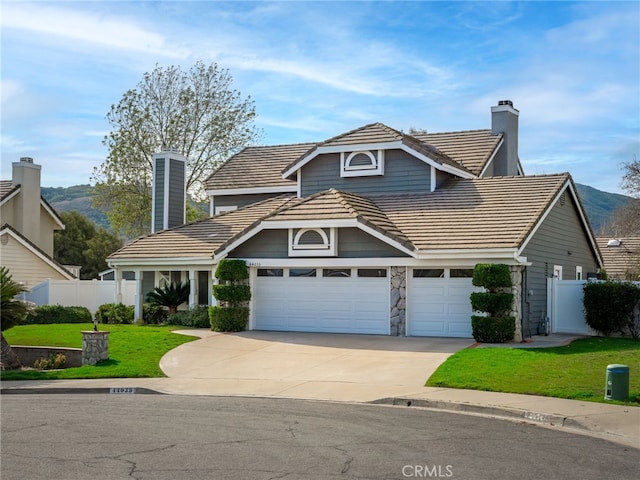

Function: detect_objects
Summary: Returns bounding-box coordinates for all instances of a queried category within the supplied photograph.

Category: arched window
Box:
[289,228,337,257]
[341,150,384,177]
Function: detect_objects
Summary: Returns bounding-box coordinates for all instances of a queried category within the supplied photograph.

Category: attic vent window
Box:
[341,150,384,177]
[288,228,337,257]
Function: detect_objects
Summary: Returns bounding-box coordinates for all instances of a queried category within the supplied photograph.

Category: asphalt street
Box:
[1,394,637,480]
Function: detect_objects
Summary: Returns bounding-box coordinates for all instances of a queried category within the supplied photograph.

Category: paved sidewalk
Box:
[2,331,638,449]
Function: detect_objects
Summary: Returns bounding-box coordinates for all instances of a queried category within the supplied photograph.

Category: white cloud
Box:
[1,3,187,58]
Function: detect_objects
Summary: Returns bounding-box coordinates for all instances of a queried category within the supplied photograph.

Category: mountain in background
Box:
[42,185,110,230]
[43,183,631,236]
[574,183,631,235]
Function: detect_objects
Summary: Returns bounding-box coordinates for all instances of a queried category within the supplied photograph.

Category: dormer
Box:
[282,123,474,198]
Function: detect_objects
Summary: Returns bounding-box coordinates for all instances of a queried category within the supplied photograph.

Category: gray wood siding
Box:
[153,160,165,232]
[521,192,599,335]
[229,227,408,259]
[214,193,287,211]
[168,159,185,228]
[301,149,432,196]
[230,230,289,258]
[338,228,409,258]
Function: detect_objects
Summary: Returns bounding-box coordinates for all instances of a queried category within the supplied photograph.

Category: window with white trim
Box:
[215,205,237,215]
[340,150,384,177]
[288,228,337,257]
[553,265,563,280]
[576,266,583,280]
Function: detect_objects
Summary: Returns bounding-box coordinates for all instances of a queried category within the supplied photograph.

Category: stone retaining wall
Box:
[12,346,82,368]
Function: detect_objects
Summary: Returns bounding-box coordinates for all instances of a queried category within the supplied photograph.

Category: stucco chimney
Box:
[12,157,42,248]
[491,100,520,176]
[151,151,186,233]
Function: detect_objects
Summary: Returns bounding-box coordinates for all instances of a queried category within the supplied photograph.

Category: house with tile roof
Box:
[1,157,75,287]
[596,236,640,280]
[108,101,602,340]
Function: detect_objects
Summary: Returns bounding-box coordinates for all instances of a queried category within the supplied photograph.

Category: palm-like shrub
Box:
[1,266,31,369]
[146,281,190,315]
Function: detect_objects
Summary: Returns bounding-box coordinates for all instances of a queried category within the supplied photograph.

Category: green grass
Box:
[427,337,640,404]
[1,324,199,380]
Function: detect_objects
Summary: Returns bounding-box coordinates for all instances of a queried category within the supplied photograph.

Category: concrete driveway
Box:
[159,331,473,402]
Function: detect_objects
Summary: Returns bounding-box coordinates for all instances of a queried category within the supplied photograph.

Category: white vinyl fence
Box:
[23,279,136,314]
[546,278,595,335]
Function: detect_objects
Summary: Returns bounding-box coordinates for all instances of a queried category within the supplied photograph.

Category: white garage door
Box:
[407,268,477,337]
[253,268,389,335]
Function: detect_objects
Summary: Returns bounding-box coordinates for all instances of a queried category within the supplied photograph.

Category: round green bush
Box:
[213,284,251,303]
[471,316,515,343]
[215,259,249,282]
[209,306,249,332]
[470,292,514,316]
[95,303,134,324]
[472,264,512,290]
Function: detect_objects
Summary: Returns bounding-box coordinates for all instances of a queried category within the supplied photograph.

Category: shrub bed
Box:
[168,306,210,328]
[24,305,92,324]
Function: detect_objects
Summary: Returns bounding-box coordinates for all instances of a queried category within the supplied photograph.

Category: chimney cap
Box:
[498,100,513,107]
[19,157,34,163]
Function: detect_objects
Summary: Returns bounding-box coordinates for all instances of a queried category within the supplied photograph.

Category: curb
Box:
[1,387,163,395]
[369,397,587,431]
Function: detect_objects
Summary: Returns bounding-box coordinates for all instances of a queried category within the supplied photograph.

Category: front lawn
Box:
[427,337,640,404]
[1,324,198,380]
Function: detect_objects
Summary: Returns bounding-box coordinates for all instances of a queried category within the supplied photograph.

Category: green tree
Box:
[1,267,31,370]
[146,282,190,315]
[54,211,122,279]
[92,61,261,237]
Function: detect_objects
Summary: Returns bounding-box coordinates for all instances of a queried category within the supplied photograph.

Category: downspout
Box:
[522,267,530,341]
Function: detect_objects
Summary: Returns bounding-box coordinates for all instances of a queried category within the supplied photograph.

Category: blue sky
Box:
[1,1,639,194]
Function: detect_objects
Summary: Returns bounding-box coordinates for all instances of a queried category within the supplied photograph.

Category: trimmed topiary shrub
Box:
[95,303,134,324]
[470,263,515,343]
[215,259,250,282]
[209,306,249,332]
[24,305,92,324]
[212,284,251,303]
[210,259,250,332]
[472,263,512,291]
[470,292,514,316]
[583,281,640,338]
[471,316,516,343]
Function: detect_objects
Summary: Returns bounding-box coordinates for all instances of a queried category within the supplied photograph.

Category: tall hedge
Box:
[470,264,515,343]
[583,281,640,338]
[210,259,251,332]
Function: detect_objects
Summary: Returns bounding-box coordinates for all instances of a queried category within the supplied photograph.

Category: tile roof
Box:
[414,130,503,176]
[595,236,640,279]
[0,180,19,201]
[108,195,296,260]
[263,189,413,250]
[204,143,314,191]
[371,174,570,250]
[204,124,500,191]
[110,174,573,261]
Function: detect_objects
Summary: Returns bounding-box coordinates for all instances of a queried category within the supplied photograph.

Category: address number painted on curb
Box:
[110,387,136,394]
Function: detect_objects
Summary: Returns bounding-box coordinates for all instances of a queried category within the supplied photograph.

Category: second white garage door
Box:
[406,268,477,338]
[252,268,389,335]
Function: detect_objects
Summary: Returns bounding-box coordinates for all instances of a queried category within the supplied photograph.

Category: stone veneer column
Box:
[82,331,110,365]
[509,265,523,343]
[389,266,406,336]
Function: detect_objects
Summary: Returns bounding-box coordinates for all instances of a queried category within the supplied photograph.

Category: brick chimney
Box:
[491,100,520,176]
[11,157,46,252]
[151,151,186,233]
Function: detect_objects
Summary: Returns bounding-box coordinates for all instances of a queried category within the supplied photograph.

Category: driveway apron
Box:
[159,331,474,401]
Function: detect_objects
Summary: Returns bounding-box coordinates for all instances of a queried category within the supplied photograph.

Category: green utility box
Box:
[605,364,629,401]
